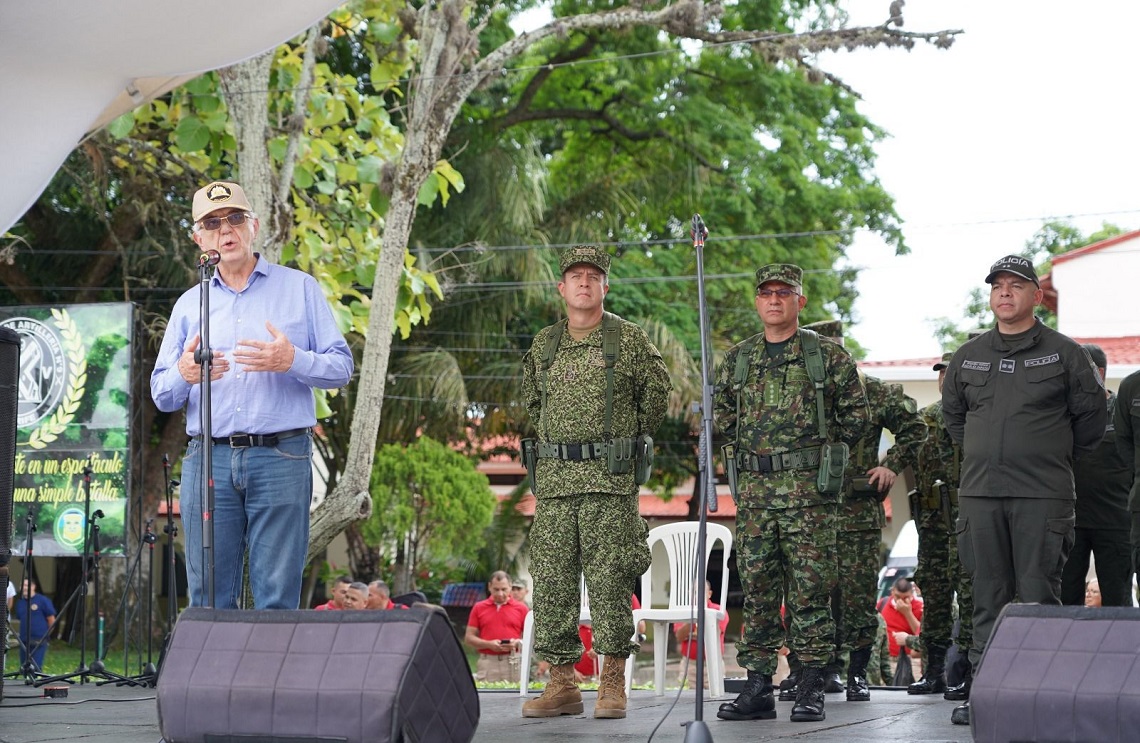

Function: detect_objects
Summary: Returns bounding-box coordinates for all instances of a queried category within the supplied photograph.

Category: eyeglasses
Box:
[199,212,253,231]
[758,288,799,299]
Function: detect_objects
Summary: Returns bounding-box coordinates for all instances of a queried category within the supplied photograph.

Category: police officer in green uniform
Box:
[1060,344,1134,606]
[908,352,974,700]
[942,255,1108,726]
[520,245,671,721]
[713,265,869,723]
[1113,367,1140,587]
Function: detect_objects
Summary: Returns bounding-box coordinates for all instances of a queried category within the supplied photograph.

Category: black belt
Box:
[205,428,310,448]
[736,447,820,474]
[536,442,607,461]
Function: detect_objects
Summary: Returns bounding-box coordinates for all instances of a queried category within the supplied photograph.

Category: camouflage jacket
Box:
[839,375,927,530]
[713,330,869,509]
[915,401,960,496]
[521,314,672,499]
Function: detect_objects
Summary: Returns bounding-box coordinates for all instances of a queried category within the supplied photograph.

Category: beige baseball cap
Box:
[192,181,253,222]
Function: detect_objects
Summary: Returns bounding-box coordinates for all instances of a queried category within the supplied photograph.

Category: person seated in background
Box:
[1084,579,1103,607]
[674,580,730,690]
[342,582,369,610]
[465,571,529,683]
[314,575,352,610]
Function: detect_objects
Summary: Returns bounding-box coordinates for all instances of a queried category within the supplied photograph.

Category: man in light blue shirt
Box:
[151,181,353,609]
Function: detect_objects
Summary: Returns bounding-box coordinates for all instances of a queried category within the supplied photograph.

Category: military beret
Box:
[985,254,1039,287]
[755,263,803,292]
[802,319,843,342]
[559,245,611,275]
[932,351,953,371]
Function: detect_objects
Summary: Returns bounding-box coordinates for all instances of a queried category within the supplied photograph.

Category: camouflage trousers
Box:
[736,504,838,675]
[530,493,651,665]
[833,527,881,657]
[914,504,973,653]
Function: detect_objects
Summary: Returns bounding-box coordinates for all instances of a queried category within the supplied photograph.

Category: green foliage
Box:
[361,436,496,589]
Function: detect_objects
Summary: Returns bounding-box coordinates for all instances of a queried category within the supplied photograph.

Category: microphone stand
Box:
[97,518,156,687]
[162,453,180,636]
[194,251,220,608]
[4,506,48,684]
[682,214,716,743]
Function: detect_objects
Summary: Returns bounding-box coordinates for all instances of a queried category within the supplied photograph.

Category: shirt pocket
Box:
[1024,362,1066,409]
[959,368,994,406]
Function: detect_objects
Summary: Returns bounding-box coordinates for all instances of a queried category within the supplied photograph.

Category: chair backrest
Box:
[640,522,733,612]
[578,573,591,623]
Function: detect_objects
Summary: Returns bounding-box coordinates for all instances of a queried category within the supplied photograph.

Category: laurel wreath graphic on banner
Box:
[25,309,87,450]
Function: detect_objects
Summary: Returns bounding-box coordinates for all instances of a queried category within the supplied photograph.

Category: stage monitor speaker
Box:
[157,606,480,743]
[972,603,1140,743]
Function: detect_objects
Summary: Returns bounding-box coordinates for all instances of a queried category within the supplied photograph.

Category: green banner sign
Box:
[1,303,135,557]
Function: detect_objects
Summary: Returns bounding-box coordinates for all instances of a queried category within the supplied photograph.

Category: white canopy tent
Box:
[0,0,343,233]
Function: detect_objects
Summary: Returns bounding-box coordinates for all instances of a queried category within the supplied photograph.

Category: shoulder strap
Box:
[539,320,567,440]
[798,329,830,440]
[601,312,621,438]
[731,334,763,454]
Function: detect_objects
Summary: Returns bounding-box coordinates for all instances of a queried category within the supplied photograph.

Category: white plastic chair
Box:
[625,522,733,698]
[518,574,591,696]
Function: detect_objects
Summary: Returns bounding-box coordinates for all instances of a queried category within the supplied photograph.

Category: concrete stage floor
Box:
[0,682,972,742]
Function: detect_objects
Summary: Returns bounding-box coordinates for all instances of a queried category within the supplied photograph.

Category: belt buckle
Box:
[229,434,252,448]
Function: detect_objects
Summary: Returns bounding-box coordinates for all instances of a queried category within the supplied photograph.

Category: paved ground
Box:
[0,680,972,743]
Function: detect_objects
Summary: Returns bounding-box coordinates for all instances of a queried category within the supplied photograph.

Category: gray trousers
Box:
[956,496,1074,672]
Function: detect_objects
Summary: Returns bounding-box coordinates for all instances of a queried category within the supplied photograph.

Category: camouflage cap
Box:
[932,351,953,371]
[985,254,1039,287]
[755,263,802,292]
[802,319,843,342]
[559,245,611,275]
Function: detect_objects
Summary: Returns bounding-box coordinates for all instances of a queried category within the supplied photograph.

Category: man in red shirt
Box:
[313,575,352,610]
[880,577,923,659]
[465,571,530,683]
[367,580,397,610]
[674,581,730,690]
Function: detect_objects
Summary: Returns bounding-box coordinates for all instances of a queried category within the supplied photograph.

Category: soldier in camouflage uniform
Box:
[834,370,926,701]
[713,265,869,723]
[907,352,974,701]
[519,245,671,720]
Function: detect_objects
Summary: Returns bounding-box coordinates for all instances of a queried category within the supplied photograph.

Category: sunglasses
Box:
[199,212,253,231]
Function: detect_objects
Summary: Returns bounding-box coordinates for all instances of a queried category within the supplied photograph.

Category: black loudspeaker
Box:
[0,328,18,699]
[972,603,1140,742]
[157,606,480,743]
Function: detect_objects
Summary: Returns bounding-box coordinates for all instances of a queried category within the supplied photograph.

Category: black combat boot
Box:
[951,700,970,725]
[944,662,972,701]
[845,647,871,702]
[822,665,844,694]
[790,666,826,722]
[716,670,776,721]
[908,645,947,695]
[777,667,800,701]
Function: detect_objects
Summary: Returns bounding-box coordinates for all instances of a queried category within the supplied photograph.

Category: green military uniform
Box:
[910,394,973,687]
[942,315,1107,673]
[520,246,671,666]
[833,376,925,670]
[713,273,868,678]
[1061,389,1133,606]
[1113,371,1140,587]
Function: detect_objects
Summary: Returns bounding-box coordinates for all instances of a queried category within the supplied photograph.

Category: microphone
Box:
[198,250,221,267]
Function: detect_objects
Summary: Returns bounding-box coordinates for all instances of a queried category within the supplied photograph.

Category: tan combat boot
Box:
[521,663,584,718]
[594,656,628,719]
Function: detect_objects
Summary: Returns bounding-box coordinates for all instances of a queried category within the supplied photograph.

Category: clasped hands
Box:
[178,322,295,384]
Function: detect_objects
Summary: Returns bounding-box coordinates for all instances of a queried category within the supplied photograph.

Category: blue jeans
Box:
[19,635,49,671]
[179,433,314,609]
